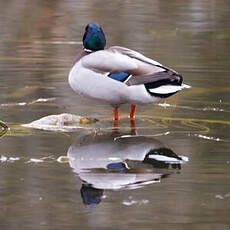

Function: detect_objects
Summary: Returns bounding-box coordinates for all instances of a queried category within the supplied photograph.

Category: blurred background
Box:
[0,0,230,229]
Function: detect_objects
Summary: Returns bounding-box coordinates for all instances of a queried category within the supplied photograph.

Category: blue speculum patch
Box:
[108,72,129,82]
[107,162,126,173]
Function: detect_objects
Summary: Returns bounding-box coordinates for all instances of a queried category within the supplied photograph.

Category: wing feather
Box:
[81,46,182,87]
[109,46,162,66]
[125,71,179,86]
[81,49,138,74]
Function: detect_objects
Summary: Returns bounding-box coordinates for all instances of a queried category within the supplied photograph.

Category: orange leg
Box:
[129,104,136,119]
[113,107,119,129]
[113,107,119,120]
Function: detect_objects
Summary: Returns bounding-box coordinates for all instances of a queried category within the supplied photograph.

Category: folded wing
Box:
[81,46,187,96]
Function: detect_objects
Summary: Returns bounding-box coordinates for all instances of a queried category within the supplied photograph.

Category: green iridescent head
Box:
[83,23,106,51]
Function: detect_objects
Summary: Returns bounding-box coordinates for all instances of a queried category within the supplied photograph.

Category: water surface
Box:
[0,0,230,229]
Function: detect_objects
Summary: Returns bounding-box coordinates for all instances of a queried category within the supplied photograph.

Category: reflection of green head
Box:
[83,23,106,51]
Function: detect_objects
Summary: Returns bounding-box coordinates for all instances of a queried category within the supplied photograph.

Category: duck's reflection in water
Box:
[67,131,188,208]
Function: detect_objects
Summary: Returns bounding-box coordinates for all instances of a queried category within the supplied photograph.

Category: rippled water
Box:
[0,0,230,229]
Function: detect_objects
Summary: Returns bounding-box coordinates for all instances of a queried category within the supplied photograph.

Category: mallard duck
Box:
[69,23,190,121]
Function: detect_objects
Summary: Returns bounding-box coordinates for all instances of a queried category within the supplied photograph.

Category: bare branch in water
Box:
[0,121,8,137]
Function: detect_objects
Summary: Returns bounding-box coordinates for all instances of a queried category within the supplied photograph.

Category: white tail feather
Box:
[149,83,191,94]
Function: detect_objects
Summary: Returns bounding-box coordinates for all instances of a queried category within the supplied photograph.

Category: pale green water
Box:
[0,0,230,229]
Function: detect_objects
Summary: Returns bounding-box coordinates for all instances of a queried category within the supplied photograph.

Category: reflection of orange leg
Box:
[113,119,118,129]
[113,107,119,129]
[130,105,136,134]
[129,104,136,119]
[130,118,136,134]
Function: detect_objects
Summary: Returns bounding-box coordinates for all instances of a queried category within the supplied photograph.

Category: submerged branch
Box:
[0,121,8,137]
